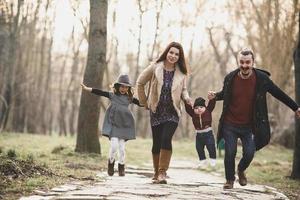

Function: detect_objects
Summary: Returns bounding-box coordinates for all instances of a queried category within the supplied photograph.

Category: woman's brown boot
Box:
[152,154,160,183]
[157,149,172,184]
[107,159,115,176]
[118,163,125,176]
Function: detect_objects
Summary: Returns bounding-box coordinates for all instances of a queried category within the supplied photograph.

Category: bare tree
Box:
[76,0,107,154]
[0,0,10,132]
[1,0,23,131]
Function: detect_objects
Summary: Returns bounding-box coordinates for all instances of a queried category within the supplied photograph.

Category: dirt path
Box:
[20,160,288,200]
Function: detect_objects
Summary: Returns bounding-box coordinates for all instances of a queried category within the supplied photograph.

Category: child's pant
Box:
[195,129,216,160]
[109,137,126,164]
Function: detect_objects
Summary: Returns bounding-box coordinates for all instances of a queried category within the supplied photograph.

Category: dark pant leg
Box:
[205,131,216,159]
[160,121,178,150]
[238,127,255,172]
[196,133,206,160]
[223,124,238,181]
[151,124,163,154]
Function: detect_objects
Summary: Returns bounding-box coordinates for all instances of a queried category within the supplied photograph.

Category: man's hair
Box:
[238,48,255,61]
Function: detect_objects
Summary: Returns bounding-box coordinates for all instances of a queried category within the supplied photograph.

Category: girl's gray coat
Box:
[102,92,136,140]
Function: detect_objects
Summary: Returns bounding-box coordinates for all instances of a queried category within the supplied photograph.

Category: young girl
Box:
[81,74,142,176]
[185,96,217,168]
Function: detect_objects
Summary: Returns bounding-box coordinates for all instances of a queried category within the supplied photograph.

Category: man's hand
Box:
[296,108,300,118]
[208,91,216,100]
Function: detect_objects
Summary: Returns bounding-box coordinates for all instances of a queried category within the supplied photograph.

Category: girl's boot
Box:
[107,159,115,176]
[118,163,125,176]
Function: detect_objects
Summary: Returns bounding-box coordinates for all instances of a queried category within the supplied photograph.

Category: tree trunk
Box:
[75,0,107,154]
[291,11,300,179]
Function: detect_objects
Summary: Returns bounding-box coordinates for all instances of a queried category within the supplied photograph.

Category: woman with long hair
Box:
[136,41,192,184]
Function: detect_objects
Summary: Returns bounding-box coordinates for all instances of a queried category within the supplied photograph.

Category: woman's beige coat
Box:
[136,61,190,117]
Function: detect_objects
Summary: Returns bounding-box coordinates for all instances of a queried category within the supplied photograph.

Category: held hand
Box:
[208,91,216,100]
[296,108,300,118]
[144,102,149,110]
[185,98,193,106]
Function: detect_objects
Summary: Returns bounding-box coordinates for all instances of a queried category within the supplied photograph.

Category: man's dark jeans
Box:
[222,123,255,181]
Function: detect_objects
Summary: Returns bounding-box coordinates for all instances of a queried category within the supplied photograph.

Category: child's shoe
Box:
[107,159,115,176]
[209,159,216,167]
[118,163,125,176]
[198,159,207,168]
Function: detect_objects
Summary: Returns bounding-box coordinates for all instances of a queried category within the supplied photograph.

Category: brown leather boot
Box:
[238,170,247,186]
[107,159,115,176]
[118,163,125,176]
[152,154,159,183]
[223,180,234,189]
[157,149,172,184]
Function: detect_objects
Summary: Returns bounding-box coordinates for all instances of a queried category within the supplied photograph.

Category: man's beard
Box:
[240,66,250,75]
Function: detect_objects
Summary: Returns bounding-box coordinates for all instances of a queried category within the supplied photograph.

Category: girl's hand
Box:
[81,83,91,92]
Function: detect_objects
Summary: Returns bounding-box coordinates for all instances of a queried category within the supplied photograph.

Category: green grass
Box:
[0,133,299,199]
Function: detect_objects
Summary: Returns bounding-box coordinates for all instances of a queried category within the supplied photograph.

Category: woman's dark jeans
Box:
[222,123,256,181]
[195,130,216,160]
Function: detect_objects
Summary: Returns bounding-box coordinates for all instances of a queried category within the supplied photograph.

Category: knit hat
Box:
[193,97,206,107]
[114,74,132,87]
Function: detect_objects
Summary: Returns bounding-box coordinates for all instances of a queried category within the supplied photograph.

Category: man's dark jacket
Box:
[216,68,299,151]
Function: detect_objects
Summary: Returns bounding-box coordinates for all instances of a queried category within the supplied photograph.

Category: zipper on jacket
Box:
[199,114,203,129]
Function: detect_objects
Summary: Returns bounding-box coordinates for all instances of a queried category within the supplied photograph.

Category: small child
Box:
[81,74,142,176]
[185,96,217,168]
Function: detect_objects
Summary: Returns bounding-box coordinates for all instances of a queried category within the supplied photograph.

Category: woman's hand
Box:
[185,98,193,106]
[144,102,149,110]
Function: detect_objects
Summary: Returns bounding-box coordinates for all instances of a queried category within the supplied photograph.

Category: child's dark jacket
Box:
[185,99,216,130]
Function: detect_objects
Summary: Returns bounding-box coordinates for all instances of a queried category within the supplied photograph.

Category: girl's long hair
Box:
[113,83,134,102]
[156,41,188,75]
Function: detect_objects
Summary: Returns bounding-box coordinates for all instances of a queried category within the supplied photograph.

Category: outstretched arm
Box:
[81,83,110,98]
[267,79,299,115]
[81,83,92,92]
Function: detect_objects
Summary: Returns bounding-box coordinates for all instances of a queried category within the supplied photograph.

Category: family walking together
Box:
[81,42,300,189]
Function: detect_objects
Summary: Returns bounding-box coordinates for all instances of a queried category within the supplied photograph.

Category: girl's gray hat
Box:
[114,74,132,87]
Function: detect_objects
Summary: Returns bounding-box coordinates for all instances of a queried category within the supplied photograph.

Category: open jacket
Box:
[136,61,190,117]
[216,68,299,151]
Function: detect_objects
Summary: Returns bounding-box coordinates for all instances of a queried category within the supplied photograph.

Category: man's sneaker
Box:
[223,180,234,189]
[238,170,247,186]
